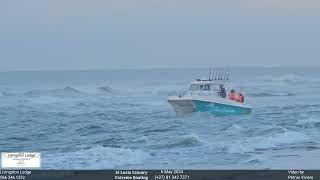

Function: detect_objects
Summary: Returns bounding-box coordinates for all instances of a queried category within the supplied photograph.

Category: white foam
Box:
[256,149,320,169]
[43,146,150,169]
[178,133,203,145]
[158,133,204,148]
[296,117,320,126]
[227,131,309,154]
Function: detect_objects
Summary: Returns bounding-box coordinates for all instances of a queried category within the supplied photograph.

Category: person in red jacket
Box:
[229,89,237,101]
[237,93,244,103]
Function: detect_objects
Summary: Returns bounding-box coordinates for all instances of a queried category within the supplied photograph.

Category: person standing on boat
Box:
[219,85,227,98]
[229,89,237,101]
[237,93,244,103]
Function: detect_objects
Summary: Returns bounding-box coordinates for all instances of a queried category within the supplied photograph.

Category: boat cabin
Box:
[188,79,226,96]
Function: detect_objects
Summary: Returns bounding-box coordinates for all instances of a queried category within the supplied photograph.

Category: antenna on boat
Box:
[224,67,230,81]
[209,66,212,81]
[214,66,218,80]
[211,65,215,81]
[209,65,214,81]
[222,67,225,80]
[226,67,230,81]
[219,67,223,80]
[222,68,225,80]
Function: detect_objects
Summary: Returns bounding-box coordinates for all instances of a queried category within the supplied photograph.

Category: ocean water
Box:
[0,67,320,169]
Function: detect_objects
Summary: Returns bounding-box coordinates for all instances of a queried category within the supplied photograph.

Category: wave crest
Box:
[227,130,309,154]
[24,86,84,97]
[155,133,203,149]
[97,86,115,95]
[43,146,150,169]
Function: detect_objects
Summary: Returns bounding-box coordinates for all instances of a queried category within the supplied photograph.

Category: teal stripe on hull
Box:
[192,100,252,115]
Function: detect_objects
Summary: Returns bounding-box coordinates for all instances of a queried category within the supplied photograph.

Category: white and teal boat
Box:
[168,70,252,116]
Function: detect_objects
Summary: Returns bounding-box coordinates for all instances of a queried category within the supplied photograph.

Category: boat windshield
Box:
[202,84,211,91]
[189,84,201,91]
[189,84,212,91]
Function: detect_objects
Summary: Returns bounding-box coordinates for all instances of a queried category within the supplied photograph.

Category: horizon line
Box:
[0,65,319,73]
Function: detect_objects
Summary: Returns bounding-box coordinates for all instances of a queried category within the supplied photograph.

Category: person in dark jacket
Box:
[219,84,227,98]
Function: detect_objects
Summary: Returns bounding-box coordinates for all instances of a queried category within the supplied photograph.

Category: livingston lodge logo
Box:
[1,152,41,168]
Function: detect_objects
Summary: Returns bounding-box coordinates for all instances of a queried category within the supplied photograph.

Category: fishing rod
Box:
[209,65,212,81]
[226,67,230,81]
[214,66,219,80]
[211,65,215,81]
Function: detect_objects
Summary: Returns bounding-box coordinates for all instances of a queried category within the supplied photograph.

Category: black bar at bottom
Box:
[0,170,318,180]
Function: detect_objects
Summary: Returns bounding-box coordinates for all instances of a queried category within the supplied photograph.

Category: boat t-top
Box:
[168,67,252,116]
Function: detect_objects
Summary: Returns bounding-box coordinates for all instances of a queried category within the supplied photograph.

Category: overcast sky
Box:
[1,0,320,71]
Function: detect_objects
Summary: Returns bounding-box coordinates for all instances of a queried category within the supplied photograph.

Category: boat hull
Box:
[192,100,252,115]
[168,99,196,116]
[168,97,252,116]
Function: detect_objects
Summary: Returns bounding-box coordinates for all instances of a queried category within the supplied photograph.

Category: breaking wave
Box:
[96,86,115,95]
[227,130,309,154]
[43,146,150,169]
[154,133,203,149]
[296,117,320,128]
[172,134,203,147]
